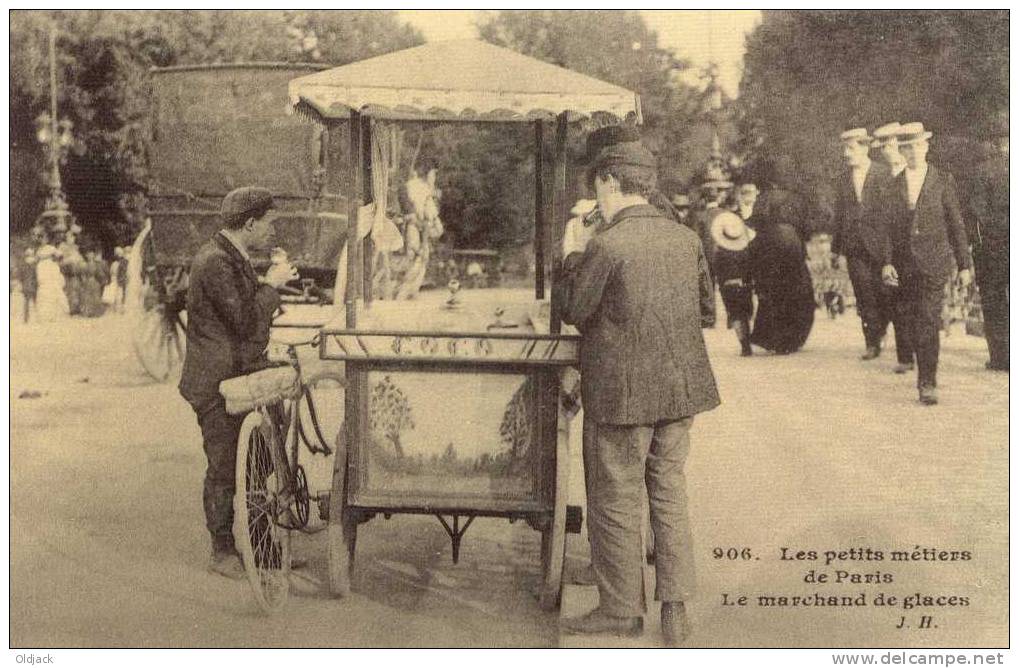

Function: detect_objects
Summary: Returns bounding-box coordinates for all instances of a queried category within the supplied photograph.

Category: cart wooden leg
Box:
[539,403,570,611]
[327,430,356,597]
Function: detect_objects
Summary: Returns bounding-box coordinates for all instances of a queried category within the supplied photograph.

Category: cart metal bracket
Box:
[436,514,476,564]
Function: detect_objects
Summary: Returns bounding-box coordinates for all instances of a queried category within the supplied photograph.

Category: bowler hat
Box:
[581,125,641,165]
[222,186,274,228]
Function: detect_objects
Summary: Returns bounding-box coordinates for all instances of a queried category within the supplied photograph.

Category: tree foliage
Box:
[9,10,423,251]
[419,10,709,250]
[738,10,1008,223]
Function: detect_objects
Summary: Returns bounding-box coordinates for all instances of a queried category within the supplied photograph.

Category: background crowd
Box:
[11,216,131,323]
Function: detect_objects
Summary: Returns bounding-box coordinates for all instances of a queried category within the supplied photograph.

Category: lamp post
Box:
[34,25,74,244]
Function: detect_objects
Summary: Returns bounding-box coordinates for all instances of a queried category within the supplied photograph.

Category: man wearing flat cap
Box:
[880,123,973,405]
[179,186,297,578]
[831,127,910,364]
[559,138,720,644]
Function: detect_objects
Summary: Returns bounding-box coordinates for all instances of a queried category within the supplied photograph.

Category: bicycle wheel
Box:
[234,411,291,613]
[132,304,183,382]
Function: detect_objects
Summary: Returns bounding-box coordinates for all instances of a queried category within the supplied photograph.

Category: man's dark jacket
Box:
[966,153,1009,267]
[886,165,973,280]
[830,162,893,262]
[179,232,280,404]
[559,204,720,425]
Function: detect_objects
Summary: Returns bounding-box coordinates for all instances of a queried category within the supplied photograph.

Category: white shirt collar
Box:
[851,158,871,174]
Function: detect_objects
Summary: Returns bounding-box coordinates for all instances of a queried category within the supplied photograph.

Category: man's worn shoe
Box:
[893,362,915,374]
[661,601,692,647]
[209,551,246,580]
[561,608,643,637]
[860,346,881,360]
[918,386,939,406]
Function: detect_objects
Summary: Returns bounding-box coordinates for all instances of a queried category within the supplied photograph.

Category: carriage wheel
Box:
[327,422,357,598]
[132,303,183,382]
[234,412,292,613]
[538,402,571,611]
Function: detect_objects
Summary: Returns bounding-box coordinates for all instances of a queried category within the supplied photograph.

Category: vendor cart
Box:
[287,39,641,610]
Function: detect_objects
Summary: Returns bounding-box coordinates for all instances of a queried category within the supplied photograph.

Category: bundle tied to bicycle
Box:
[220,366,301,416]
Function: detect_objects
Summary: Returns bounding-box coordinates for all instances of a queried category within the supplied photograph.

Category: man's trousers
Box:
[847,254,913,362]
[974,248,1009,369]
[188,394,245,553]
[584,417,695,618]
[895,271,947,389]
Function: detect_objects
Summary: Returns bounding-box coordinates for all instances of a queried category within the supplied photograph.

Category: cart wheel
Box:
[327,425,357,597]
[132,303,184,382]
[538,402,570,611]
[234,411,291,613]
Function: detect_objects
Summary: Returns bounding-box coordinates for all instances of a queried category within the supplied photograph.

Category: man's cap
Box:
[840,128,871,144]
[671,193,691,208]
[586,140,658,185]
[582,125,641,165]
[221,186,274,227]
[897,122,933,145]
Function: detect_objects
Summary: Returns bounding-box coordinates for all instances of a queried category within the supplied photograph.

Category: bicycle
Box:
[229,330,345,613]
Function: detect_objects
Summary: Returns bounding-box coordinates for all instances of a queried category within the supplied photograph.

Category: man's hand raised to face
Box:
[263,261,298,290]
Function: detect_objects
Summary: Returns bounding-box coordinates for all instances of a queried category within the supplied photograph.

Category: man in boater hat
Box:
[871,122,908,177]
[831,127,902,362]
[881,123,973,405]
[559,137,719,645]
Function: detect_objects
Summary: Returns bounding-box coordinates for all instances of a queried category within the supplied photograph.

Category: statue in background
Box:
[395,159,444,300]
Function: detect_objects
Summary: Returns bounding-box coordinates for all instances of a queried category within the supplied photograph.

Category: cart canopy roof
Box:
[288,39,641,123]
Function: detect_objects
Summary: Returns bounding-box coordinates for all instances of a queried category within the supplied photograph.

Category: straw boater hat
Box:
[870,122,903,147]
[37,244,56,259]
[840,127,872,145]
[671,193,691,209]
[711,210,756,252]
[897,122,933,145]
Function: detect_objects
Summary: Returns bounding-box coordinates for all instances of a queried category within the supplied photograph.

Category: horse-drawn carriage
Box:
[130,62,349,380]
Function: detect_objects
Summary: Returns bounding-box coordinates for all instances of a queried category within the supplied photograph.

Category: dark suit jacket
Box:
[831,162,893,262]
[559,204,720,425]
[179,232,281,405]
[887,165,973,280]
[966,153,1009,263]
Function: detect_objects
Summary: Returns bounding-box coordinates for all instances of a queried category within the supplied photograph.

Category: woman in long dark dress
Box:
[746,168,816,354]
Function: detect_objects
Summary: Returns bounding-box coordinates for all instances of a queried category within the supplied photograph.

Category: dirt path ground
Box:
[10,301,1007,647]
